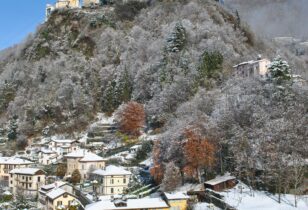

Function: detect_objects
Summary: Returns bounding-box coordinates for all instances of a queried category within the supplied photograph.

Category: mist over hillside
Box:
[226,0,308,39]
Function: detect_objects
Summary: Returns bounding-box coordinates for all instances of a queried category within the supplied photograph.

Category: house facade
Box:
[9,168,46,197]
[45,188,80,210]
[49,139,79,156]
[65,149,106,180]
[92,165,132,195]
[0,157,33,183]
[38,149,58,165]
[38,181,74,207]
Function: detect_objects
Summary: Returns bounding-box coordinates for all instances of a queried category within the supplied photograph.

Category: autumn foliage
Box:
[116,101,145,136]
[150,140,164,184]
[183,128,216,182]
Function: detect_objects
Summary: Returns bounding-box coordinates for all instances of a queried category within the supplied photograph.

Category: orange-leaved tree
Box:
[150,140,164,184]
[116,101,145,136]
[183,128,216,183]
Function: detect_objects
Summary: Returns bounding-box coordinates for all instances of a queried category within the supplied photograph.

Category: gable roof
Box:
[10,168,45,175]
[46,188,76,200]
[40,181,67,191]
[92,165,131,176]
[0,157,33,165]
[65,149,105,162]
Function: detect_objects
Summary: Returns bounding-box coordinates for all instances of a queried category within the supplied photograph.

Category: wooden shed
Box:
[204,174,237,192]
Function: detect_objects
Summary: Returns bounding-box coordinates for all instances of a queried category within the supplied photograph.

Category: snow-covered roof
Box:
[85,198,168,210]
[65,149,105,162]
[40,181,67,191]
[46,188,67,200]
[10,168,45,175]
[40,149,57,154]
[164,192,190,200]
[233,59,270,68]
[0,157,33,165]
[92,165,131,176]
[204,174,236,186]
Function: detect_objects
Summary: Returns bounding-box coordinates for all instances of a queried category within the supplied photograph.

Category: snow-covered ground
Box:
[220,183,308,210]
[194,203,221,210]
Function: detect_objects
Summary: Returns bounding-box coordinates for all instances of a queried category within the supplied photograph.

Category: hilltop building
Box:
[9,168,46,197]
[46,0,81,20]
[84,0,101,7]
[233,56,271,78]
[65,149,106,180]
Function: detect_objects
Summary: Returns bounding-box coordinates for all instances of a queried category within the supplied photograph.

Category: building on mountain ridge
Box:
[233,56,271,78]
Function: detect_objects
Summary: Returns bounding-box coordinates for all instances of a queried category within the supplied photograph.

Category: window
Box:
[22,176,25,180]
[57,201,62,206]
[29,184,32,188]
[38,177,41,182]
[29,177,32,181]
[123,178,126,184]
[110,179,114,184]
[111,188,114,193]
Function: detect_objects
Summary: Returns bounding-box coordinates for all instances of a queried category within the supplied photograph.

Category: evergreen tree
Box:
[267,56,292,84]
[101,80,117,115]
[166,22,186,52]
[115,69,133,104]
[7,115,18,141]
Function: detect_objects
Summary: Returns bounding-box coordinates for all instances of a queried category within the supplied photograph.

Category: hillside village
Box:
[0,0,307,210]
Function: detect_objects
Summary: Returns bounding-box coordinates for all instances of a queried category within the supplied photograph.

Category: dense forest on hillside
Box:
[0,0,307,196]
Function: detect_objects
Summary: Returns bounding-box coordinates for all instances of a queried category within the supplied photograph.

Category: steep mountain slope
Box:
[0,0,307,196]
[0,0,268,136]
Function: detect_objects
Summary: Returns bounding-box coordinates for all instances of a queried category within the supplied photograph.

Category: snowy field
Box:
[220,183,308,210]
